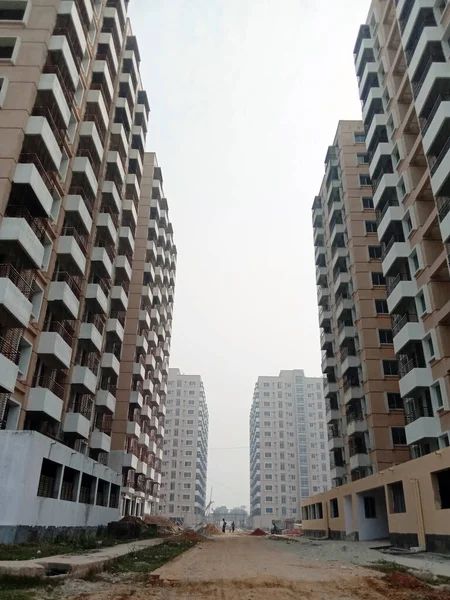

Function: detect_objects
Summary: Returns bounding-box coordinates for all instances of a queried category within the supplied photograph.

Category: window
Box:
[330,498,339,518]
[434,383,444,410]
[426,336,435,360]
[265,508,273,514]
[360,174,372,186]
[0,37,19,62]
[368,245,382,259]
[387,393,403,410]
[182,494,191,500]
[379,329,393,344]
[364,496,376,519]
[37,458,60,499]
[265,496,273,502]
[388,481,406,513]
[383,360,399,376]
[372,272,386,286]
[418,291,427,315]
[265,485,273,491]
[365,220,378,233]
[375,299,389,314]
[0,75,7,107]
[432,467,450,509]
[411,251,420,273]
[357,153,369,164]
[0,1,28,21]
[392,427,407,445]
[362,196,374,209]
[354,132,366,143]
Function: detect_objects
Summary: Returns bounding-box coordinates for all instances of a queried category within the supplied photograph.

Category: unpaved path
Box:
[65,536,450,600]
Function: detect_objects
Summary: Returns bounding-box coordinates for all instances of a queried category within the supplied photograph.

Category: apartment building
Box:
[351,0,450,459]
[159,369,209,527]
[313,121,410,490]
[0,0,176,542]
[249,370,330,530]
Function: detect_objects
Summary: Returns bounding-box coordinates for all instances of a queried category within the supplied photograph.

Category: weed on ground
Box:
[106,541,197,575]
[0,575,58,600]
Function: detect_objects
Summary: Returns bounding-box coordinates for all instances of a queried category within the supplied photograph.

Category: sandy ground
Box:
[56,535,450,600]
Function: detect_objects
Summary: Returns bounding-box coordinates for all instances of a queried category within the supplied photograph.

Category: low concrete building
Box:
[301,447,450,553]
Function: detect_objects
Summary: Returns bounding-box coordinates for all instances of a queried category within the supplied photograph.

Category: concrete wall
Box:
[0,431,121,542]
[301,445,450,550]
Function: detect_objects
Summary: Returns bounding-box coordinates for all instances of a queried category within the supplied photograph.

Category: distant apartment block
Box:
[159,369,209,527]
[249,370,330,529]
[0,0,176,541]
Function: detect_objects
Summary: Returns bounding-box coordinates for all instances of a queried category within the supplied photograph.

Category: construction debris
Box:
[143,515,179,536]
[250,528,267,537]
[202,524,222,535]
[166,530,208,543]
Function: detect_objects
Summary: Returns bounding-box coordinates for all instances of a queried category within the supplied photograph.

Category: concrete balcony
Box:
[139,309,150,330]
[136,335,148,355]
[115,254,132,282]
[96,390,116,413]
[98,31,119,74]
[156,326,166,342]
[405,413,441,446]
[343,383,363,405]
[318,305,332,326]
[92,59,114,103]
[72,156,98,199]
[328,432,344,451]
[358,61,378,97]
[90,247,113,279]
[163,341,170,356]
[393,318,424,354]
[326,405,341,423]
[136,461,148,476]
[126,173,140,201]
[416,62,450,121]
[157,425,164,438]
[160,360,169,376]
[0,267,33,328]
[107,151,126,184]
[320,331,334,350]
[387,278,417,313]
[316,266,328,286]
[90,431,111,453]
[335,296,353,319]
[13,163,53,217]
[330,465,346,480]
[107,317,124,342]
[140,405,151,420]
[373,173,398,209]
[324,380,339,398]
[101,352,120,376]
[102,180,122,214]
[347,418,368,437]
[138,432,150,450]
[85,282,108,315]
[153,369,162,385]
[25,115,61,174]
[37,72,71,130]
[133,361,146,381]
[321,353,336,373]
[126,420,141,438]
[145,355,156,373]
[377,205,404,241]
[87,90,109,137]
[369,142,394,179]
[79,121,103,165]
[333,271,351,295]
[315,245,326,265]
[0,216,45,271]
[430,139,450,200]
[349,452,371,471]
[130,391,143,408]
[144,262,156,285]
[111,285,128,311]
[123,453,138,470]
[56,234,86,276]
[152,284,163,305]
[362,87,383,122]
[64,412,90,439]
[96,212,118,245]
[326,180,341,205]
[119,226,135,253]
[65,195,93,235]
[341,353,360,375]
[382,240,410,276]
[79,322,103,353]
[317,285,330,306]
[38,330,72,370]
[0,347,19,393]
[366,113,388,150]
[143,378,154,395]
[329,224,346,248]
[399,362,433,397]
[141,285,153,307]
[72,366,97,394]
[338,325,356,346]
[27,386,63,422]
[422,97,450,155]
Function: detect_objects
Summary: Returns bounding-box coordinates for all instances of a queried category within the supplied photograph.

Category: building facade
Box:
[313,120,410,490]
[159,369,209,527]
[249,370,330,530]
[0,0,176,542]
[352,0,450,460]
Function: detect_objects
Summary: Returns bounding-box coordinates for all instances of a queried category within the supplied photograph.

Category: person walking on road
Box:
[231,521,235,533]
[222,518,227,533]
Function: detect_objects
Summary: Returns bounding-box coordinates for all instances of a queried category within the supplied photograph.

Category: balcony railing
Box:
[95,413,113,435]
[330,456,345,470]
[79,352,100,375]
[105,343,121,360]
[413,55,446,99]
[19,152,56,196]
[405,403,433,424]
[343,378,360,392]
[421,94,450,135]
[340,346,356,361]
[0,264,34,300]
[399,0,414,33]
[328,425,340,440]
[429,136,450,177]
[5,204,49,243]
[83,310,106,334]
[372,166,394,192]
[68,394,93,419]
[69,185,95,214]
[399,356,422,379]
[392,312,419,337]
[52,271,82,297]
[376,199,399,225]
[89,273,112,297]
[45,320,74,346]
[382,234,405,260]
[109,309,126,326]
[61,226,89,256]
[0,336,20,364]
[386,272,411,297]
[346,409,364,424]
[364,105,384,133]
[349,440,367,456]
[32,374,66,399]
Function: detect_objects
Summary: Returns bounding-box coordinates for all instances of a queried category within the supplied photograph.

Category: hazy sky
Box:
[128,0,370,509]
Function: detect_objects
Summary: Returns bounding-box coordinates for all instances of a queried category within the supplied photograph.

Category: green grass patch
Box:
[106,541,197,575]
[0,575,58,600]
[0,538,105,561]
[369,560,410,575]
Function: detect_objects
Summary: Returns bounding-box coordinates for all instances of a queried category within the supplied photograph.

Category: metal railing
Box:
[343,378,360,392]
[98,379,117,396]
[52,271,82,297]
[95,414,113,435]
[429,136,450,176]
[405,403,433,424]
[45,320,74,346]
[19,152,55,195]
[399,356,422,379]
[392,312,418,337]
[386,272,411,297]
[61,226,88,256]
[421,94,450,135]
[340,346,356,361]
[399,0,414,33]
[382,234,405,260]
[376,199,399,225]
[68,395,93,419]
[372,166,394,192]
[412,55,446,99]
[0,264,34,300]
[32,374,66,399]
[89,273,112,297]
[405,15,437,64]
[5,204,49,243]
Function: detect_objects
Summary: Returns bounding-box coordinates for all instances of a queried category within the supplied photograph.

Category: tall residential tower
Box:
[159,369,209,526]
[0,0,176,541]
[249,370,330,529]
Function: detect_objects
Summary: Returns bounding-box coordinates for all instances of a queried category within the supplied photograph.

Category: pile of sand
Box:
[250,528,267,537]
[166,530,207,543]
[144,515,179,536]
[203,523,222,535]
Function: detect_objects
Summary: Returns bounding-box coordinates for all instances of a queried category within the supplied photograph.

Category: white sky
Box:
[128,0,371,509]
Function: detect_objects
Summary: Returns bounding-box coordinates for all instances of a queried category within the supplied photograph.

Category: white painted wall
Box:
[356,487,389,541]
[0,431,121,531]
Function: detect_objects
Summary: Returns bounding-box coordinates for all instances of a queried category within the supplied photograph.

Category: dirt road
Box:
[66,535,450,600]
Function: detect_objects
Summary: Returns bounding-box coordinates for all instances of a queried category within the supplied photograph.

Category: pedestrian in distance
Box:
[222,518,227,533]
[231,521,235,533]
